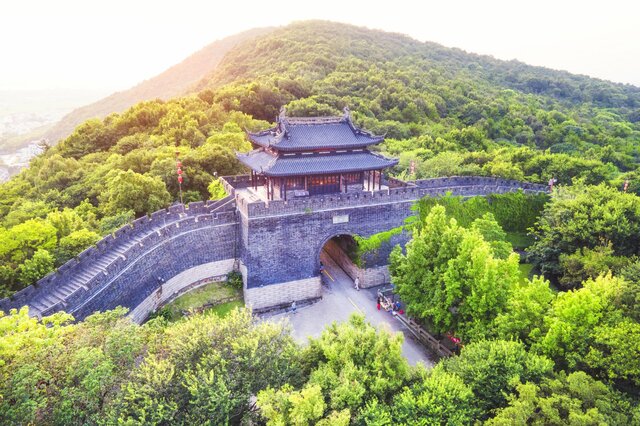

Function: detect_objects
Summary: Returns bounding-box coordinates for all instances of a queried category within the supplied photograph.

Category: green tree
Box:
[258,315,410,423]
[439,339,554,416]
[55,229,100,264]
[392,205,520,340]
[100,170,171,216]
[492,276,555,345]
[390,369,476,425]
[258,384,326,425]
[104,309,301,425]
[529,184,640,284]
[18,249,54,285]
[208,178,227,200]
[533,273,623,370]
[487,372,637,425]
[585,319,640,387]
[558,244,632,289]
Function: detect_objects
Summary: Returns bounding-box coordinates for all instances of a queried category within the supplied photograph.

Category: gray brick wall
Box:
[0,175,547,320]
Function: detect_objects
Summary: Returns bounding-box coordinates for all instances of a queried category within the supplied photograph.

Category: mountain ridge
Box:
[40,27,274,145]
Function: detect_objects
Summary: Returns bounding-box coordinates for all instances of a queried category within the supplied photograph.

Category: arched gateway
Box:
[0,110,547,321]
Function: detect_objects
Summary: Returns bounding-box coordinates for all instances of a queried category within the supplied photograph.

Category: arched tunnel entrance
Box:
[319,233,393,290]
[320,235,360,287]
[318,234,390,288]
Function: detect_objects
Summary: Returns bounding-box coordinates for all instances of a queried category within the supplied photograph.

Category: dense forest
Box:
[2,20,640,424]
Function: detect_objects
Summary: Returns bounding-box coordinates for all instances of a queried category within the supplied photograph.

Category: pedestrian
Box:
[354,276,360,291]
[291,300,296,314]
[376,295,381,311]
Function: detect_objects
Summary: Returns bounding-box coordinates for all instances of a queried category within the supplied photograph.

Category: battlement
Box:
[222,175,548,218]
[2,174,547,320]
[0,197,238,317]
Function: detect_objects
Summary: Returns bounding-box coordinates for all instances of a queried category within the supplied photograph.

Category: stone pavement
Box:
[264,250,435,367]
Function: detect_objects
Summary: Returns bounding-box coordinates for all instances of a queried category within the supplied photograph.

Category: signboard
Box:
[332,214,349,224]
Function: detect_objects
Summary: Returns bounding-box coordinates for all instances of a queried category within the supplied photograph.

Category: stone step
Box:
[75,270,94,282]
[113,246,128,256]
[94,258,111,269]
[67,276,88,291]
[37,293,60,309]
[104,252,119,263]
[49,289,68,305]
[55,284,76,298]
[86,265,104,276]
[28,299,48,315]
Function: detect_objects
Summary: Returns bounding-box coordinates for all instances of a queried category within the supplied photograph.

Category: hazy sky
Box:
[1,0,638,92]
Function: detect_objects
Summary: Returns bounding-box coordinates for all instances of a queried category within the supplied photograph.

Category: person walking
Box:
[354,276,360,291]
[376,295,381,311]
[291,301,297,314]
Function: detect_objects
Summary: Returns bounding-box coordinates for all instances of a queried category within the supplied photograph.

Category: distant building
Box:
[237,107,398,200]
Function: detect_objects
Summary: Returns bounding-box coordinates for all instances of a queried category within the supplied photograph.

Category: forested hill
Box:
[2,20,640,297]
[198,21,640,111]
[40,27,273,144]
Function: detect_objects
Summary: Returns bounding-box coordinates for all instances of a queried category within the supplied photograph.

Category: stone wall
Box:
[227,175,548,219]
[243,276,322,310]
[70,221,238,320]
[128,259,235,324]
[0,175,548,321]
[0,197,238,320]
[233,174,546,295]
[240,197,415,288]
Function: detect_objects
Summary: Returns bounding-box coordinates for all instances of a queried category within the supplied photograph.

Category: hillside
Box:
[199,21,640,111]
[41,27,273,144]
[2,19,640,295]
[2,20,640,425]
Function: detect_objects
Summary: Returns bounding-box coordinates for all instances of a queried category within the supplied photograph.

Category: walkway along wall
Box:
[0,176,548,320]
[0,198,239,321]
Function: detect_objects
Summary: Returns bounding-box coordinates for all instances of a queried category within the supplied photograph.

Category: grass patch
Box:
[169,281,237,312]
[518,263,534,284]
[151,280,242,322]
[506,232,535,250]
[204,300,245,318]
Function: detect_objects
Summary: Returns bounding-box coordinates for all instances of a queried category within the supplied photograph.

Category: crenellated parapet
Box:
[224,175,548,219]
[1,175,548,320]
[0,196,238,320]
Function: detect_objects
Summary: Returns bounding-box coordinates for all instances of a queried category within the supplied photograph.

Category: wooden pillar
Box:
[304,176,308,191]
[266,177,270,200]
[283,179,287,201]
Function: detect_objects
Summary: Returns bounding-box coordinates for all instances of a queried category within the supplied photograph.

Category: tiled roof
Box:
[237,149,398,177]
[247,109,384,152]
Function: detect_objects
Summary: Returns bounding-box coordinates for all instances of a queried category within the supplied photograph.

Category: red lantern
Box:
[177,168,183,175]
[176,161,182,168]
[178,175,183,183]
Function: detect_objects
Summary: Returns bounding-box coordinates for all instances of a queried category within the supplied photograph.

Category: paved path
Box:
[265,251,435,367]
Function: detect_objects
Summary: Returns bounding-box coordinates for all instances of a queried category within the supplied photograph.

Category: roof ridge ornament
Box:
[278,106,287,122]
[343,106,351,121]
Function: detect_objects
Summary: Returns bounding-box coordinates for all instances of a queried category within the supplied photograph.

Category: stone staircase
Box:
[0,196,236,318]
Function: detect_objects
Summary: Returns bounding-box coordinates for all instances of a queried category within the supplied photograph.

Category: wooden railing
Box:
[395,314,455,358]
